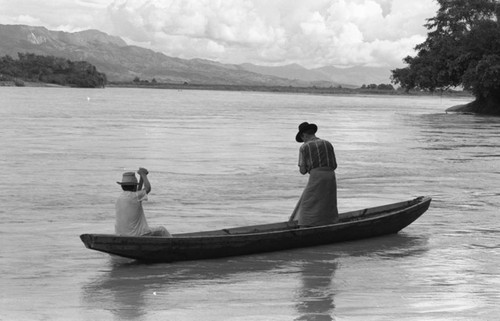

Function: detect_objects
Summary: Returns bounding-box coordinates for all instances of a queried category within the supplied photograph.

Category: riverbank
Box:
[446,100,500,116]
[0,80,64,87]
[0,78,473,97]
[2,79,480,111]
[107,81,473,98]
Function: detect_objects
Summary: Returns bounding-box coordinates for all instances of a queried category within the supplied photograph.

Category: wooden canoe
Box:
[80,196,431,263]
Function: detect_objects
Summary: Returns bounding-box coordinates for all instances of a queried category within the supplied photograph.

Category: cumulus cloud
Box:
[2,0,438,67]
[0,0,107,31]
[103,0,437,67]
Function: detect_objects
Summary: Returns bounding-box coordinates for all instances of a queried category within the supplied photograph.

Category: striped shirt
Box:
[298,137,337,172]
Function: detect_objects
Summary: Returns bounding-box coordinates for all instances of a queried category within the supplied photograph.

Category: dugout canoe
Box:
[80,196,431,263]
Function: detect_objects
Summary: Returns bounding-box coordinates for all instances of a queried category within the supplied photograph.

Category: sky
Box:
[0,0,439,68]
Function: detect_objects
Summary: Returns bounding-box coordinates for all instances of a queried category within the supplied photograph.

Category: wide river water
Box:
[1,87,499,321]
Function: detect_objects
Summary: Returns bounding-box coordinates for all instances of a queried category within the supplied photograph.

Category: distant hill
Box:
[0,24,312,86]
[240,63,392,88]
[0,24,393,87]
[239,63,343,87]
[312,65,393,87]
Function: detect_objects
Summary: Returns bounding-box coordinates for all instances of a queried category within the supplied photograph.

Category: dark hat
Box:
[117,172,139,185]
[295,122,318,142]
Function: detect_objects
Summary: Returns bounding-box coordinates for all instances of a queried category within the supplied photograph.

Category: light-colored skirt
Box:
[142,226,172,237]
[297,168,339,227]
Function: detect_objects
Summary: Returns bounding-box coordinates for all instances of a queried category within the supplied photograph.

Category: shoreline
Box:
[1,79,477,100]
[0,80,64,87]
[446,101,500,116]
[106,82,473,98]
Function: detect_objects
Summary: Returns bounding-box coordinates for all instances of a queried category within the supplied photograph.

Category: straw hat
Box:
[116,172,139,185]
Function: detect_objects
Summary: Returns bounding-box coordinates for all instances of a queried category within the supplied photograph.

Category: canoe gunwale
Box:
[80,196,431,262]
[164,196,430,238]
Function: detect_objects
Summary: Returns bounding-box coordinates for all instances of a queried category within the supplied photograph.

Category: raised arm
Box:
[137,167,151,194]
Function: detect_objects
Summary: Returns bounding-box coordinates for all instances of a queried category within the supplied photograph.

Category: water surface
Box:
[1,87,499,320]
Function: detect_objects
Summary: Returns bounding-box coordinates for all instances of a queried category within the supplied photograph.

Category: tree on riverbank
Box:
[391,0,500,115]
[0,53,107,88]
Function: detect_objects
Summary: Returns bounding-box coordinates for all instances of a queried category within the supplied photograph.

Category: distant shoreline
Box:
[107,82,473,98]
[0,80,64,87]
[0,79,473,99]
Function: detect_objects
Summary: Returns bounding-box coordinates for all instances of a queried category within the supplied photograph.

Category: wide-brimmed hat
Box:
[295,122,318,142]
[117,172,139,185]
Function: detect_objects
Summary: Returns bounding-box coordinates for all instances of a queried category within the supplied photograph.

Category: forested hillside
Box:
[0,53,106,87]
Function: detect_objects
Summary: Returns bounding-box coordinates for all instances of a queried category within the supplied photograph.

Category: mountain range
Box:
[0,24,393,87]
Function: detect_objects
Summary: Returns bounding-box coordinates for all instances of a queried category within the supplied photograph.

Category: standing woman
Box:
[290,122,339,226]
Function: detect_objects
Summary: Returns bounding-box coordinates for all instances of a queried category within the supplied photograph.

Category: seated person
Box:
[115,167,171,237]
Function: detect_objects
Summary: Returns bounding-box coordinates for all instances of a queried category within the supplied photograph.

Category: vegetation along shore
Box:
[391,0,500,115]
[0,53,106,88]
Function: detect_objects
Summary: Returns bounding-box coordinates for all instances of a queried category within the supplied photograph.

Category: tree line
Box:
[0,53,107,88]
[360,84,395,90]
[391,0,500,114]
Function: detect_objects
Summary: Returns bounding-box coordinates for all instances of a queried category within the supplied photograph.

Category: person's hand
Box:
[137,167,149,176]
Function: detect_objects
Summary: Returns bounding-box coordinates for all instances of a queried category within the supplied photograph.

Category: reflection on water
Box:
[82,259,148,320]
[82,255,287,320]
[294,260,337,321]
[293,234,428,321]
[81,234,428,320]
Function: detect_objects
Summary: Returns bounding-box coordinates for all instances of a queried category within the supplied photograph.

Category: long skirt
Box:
[297,168,339,227]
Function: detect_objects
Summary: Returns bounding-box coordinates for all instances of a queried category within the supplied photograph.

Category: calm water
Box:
[1,87,499,321]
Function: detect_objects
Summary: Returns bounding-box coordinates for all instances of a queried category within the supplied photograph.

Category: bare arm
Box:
[298,146,308,175]
[137,167,151,194]
[138,176,144,191]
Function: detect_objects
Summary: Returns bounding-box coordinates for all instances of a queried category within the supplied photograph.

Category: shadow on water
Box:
[80,233,428,320]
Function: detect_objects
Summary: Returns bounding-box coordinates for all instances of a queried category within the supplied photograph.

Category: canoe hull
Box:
[80,196,431,263]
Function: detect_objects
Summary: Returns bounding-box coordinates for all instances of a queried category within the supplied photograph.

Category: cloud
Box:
[103,0,437,67]
[0,0,107,31]
[2,0,439,68]
[10,15,43,26]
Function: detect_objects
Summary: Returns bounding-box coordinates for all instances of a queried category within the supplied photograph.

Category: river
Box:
[1,87,499,320]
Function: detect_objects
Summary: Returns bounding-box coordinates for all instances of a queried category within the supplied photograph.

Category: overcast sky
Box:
[0,0,438,68]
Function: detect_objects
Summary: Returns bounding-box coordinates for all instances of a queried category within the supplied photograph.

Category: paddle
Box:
[289,194,302,222]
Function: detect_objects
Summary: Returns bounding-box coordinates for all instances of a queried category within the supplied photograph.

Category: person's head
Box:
[121,184,137,192]
[117,172,139,191]
[296,122,318,142]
